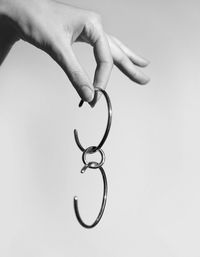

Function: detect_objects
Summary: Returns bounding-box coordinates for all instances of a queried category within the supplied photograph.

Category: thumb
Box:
[53,42,94,103]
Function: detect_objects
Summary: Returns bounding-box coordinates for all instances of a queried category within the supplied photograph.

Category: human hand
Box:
[0,0,150,106]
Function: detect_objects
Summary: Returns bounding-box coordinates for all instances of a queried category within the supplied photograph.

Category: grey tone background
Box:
[0,0,200,256]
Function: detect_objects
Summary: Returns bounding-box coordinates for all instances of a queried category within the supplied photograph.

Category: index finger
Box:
[91,31,113,106]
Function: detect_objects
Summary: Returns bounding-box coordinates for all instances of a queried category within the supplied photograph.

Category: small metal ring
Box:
[82,146,105,169]
[73,88,112,152]
[74,165,108,229]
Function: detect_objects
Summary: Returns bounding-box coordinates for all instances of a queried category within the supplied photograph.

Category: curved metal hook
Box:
[74,88,112,152]
[73,165,108,229]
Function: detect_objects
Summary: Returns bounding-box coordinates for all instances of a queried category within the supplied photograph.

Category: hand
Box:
[0,0,150,106]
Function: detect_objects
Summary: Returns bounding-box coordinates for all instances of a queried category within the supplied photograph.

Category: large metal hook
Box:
[73,164,108,229]
[73,87,112,152]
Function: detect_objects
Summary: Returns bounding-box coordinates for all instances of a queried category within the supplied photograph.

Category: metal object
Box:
[82,146,105,170]
[73,87,112,229]
[74,165,108,229]
[74,88,112,152]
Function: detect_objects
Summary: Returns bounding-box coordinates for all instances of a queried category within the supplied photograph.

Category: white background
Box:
[0,0,200,256]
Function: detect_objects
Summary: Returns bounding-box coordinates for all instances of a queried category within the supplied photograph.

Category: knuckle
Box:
[87,12,102,28]
[118,54,127,65]
[130,67,138,79]
[71,70,82,84]
[107,57,114,69]
[90,12,102,23]
[83,12,104,41]
[100,56,113,68]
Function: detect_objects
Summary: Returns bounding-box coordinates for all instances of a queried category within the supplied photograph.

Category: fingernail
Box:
[89,101,96,108]
[88,97,96,108]
[82,86,94,102]
[140,76,151,85]
[146,59,150,65]
[89,90,98,108]
[143,57,150,66]
[138,55,150,66]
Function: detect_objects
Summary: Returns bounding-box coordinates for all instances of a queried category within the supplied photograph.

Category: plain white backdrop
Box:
[0,0,200,256]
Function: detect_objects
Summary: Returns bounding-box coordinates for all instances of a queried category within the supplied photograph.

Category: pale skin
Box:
[0,0,150,106]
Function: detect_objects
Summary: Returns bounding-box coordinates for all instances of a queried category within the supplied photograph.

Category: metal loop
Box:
[82,146,105,169]
[74,165,108,229]
[73,87,112,152]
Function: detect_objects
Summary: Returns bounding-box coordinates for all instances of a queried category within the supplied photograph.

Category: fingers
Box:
[55,42,94,103]
[91,31,113,106]
[109,34,150,67]
[49,17,149,104]
[52,25,112,106]
[106,34,150,85]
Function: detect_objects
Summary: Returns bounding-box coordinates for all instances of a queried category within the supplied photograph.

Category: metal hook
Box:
[73,165,108,229]
[74,87,112,152]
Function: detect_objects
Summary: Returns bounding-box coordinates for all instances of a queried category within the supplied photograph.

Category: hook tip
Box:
[80,168,85,174]
[79,100,84,107]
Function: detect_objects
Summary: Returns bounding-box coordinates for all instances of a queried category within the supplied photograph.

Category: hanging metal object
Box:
[73,87,112,229]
